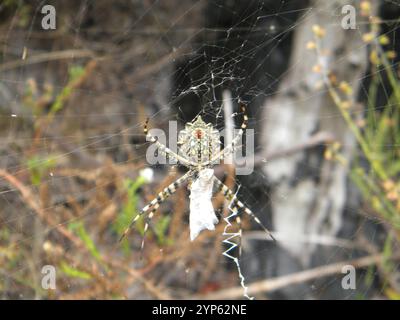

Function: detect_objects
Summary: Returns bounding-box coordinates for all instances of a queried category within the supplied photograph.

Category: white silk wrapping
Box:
[189,169,218,241]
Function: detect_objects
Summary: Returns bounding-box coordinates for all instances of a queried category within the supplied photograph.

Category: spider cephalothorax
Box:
[178,116,220,167]
[120,102,274,250]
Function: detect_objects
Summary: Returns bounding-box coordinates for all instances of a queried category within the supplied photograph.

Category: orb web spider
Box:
[120,102,275,252]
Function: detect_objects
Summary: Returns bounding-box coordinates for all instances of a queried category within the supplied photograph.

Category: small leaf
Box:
[60,261,92,280]
[68,221,101,262]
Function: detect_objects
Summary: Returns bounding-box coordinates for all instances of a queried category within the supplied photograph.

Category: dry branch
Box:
[0,49,95,72]
[0,169,84,248]
[195,253,400,300]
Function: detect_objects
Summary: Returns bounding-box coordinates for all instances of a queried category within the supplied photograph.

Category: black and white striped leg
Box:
[144,118,193,167]
[236,215,243,257]
[207,102,248,165]
[119,170,193,243]
[140,202,160,257]
[214,177,275,241]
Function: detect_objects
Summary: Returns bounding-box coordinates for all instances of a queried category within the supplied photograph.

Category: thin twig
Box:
[214,131,335,178]
[0,49,95,72]
[243,231,358,250]
[0,169,84,249]
[125,47,187,86]
[253,131,335,165]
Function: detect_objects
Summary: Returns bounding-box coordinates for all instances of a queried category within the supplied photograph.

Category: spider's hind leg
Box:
[214,177,275,242]
[140,202,160,256]
[235,213,243,257]
[119,171,193,247]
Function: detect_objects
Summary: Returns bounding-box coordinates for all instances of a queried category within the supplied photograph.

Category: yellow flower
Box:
[370,50,379,65]
[328,73,338,86]
[379,35,390,45]
[340,101,351,109]
[362,32,375,43]
[382,180,395,191]
[387,190,398,201]
[324,149,333,160]
[332,142,341,151]
[306,41,316,50]
[387,51,397,59]
[360,1,371,16]
[312,64,322,73]
[312,25,326,38]
[339,81,353,95]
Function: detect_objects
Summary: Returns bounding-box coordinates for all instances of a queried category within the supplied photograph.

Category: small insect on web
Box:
[119,102,275,299]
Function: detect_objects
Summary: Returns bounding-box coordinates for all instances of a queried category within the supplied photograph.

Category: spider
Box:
[120,102,275,251]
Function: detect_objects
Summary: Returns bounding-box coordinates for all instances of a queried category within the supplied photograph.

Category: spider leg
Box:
[205,102,248,166]
[119,170,193,243]
[236,214,243,257]
[140,202,160,256]
[144,118,197,167]
[213,177,275,241]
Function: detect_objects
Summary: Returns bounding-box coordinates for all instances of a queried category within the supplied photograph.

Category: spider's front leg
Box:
[144,118,195,168]
[119,170,193,251]
[213,177,276,242]
[203,102,248,166]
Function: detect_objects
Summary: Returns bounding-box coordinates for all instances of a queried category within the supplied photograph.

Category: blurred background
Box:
[0,0,400,299]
